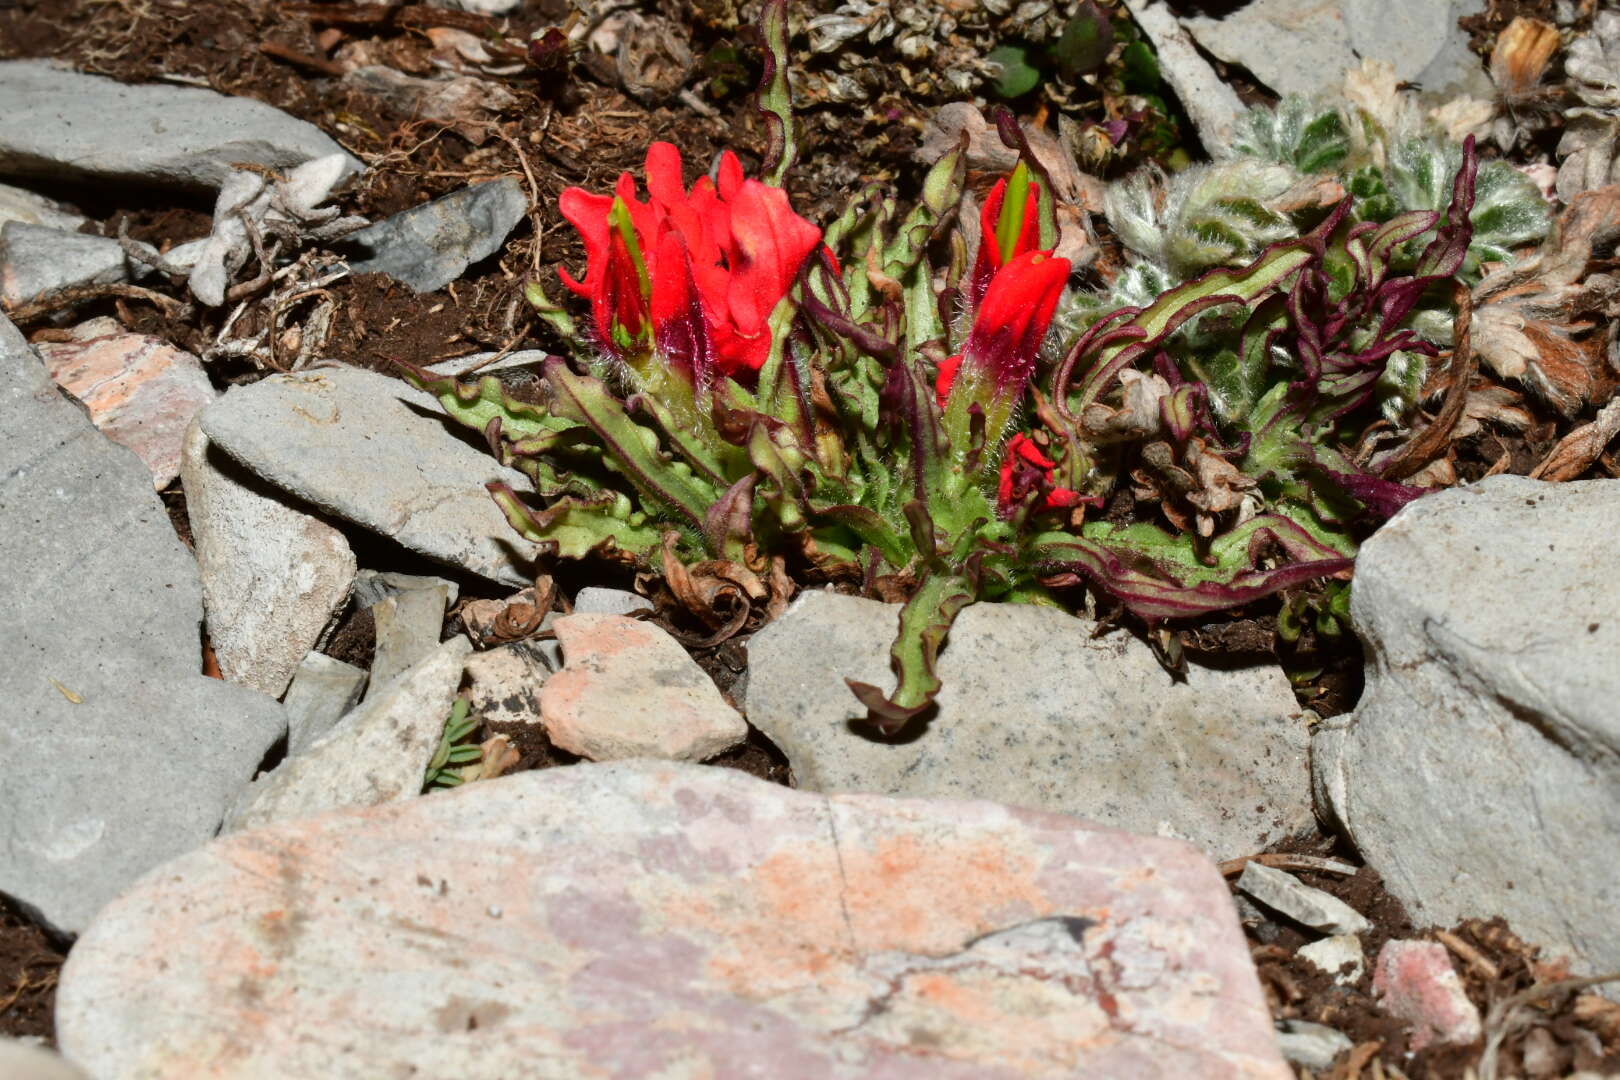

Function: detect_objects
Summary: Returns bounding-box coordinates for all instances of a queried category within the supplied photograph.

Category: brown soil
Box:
[0,895,66,1047]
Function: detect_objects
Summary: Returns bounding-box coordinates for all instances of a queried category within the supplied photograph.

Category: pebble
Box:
[1315,475,1620,985]
[0,59,362,191]
[572,586,654,617]
[196,365,540,585]
[223,637,472,833]
[352,569,460,611]
[182,421,356,697]
[1236,862,1371,936]
[341,177,527,293]
[57,760,1292,1079]
[0,314,283,935]
[747,590,1314,859]
[1372,940,1483,1052]
[463,643,549,726]
[35,318,216,489]
[1297,934,1366,986]
[542,613,747,761]
[1275,1019,1354,1070]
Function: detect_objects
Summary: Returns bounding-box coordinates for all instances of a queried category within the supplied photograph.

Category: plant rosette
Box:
[406,0,1488,731]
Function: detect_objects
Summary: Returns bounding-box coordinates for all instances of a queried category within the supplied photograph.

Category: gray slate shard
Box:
[0,60,362,191]
[195,365,540,586]
[283,652,369,758]
[0,314,284,935]
[1315,474,1620,983]
[0,223,155,307]
[747,590,1314,859]
[342,177,528,293]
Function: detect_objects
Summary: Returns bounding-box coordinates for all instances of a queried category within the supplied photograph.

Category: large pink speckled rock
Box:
[56,762,1289,1080]
[35,318,215,488]
[541,613,747,761]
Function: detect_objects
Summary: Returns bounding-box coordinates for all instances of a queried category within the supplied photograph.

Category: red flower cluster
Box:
[559,143,822,385]
[997,434,1082,516]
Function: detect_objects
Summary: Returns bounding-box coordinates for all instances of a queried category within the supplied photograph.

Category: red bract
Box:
[968,171,1044,309]
[558,142,822,385]
[937,250,1071,406]
[997,434,1081,516]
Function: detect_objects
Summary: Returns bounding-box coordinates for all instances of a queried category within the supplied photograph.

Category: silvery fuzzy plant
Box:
[1061,92,1553,428]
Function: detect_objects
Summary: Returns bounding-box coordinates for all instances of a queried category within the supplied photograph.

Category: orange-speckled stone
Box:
[541,613,747,761]
[36,321,215,488]
[57,761,1290,1079]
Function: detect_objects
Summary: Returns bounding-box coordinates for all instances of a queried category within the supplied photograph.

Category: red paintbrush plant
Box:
[406,0,1484,731]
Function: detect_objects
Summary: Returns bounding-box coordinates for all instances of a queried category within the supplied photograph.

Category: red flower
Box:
[998,433,1082,516]
[936,250,1071,408]
[558,143,822,385]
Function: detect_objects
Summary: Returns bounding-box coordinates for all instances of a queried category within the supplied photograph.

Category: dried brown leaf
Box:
[1530,396,1620,480]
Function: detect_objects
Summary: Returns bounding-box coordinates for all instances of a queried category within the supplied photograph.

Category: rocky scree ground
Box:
[3,0,1620,1077]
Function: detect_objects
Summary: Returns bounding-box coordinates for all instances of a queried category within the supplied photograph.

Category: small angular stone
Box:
[368,584,449,689]
[0,181,87,231]
[748,590,1313,859]
[196,365,539,584]
[572,586,654,617]
[1373,940,1483,1052]
[283,652,369,758]
[1236,862,1371,936]
[182,422,356,698]
[223,637,472,833]
[0,223,154,307]
[1275,1020,1353,1069]
[1297,934,1366,985]
[542,613,746,761]
[342,178,526,293]
[58,761,1292,1079]
[35,319,216,488]
[463,643,548,726]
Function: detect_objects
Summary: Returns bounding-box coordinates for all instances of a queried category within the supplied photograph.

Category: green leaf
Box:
[846,571,977,733]
[1121,40,1160,93]
[757,0,797,185]
[1051,7,1112,77]
[543,359,715,534]
[489,483,666,560]
[988,45,1041,98]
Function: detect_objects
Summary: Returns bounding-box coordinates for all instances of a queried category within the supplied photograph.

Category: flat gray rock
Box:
[223,637,471,833]
[0,223,153,307]
[1119,0,1247,157]
[0,181,86,231]
[196,365,540,585]
[182,422,356,698]
[59,761,1290,1079]
[1315,475,1620,982]
[0,314,284,935]
[343,178,527,293]
[0,60,361,191]
[1183,0,1491,101]
[747,591,1313,859]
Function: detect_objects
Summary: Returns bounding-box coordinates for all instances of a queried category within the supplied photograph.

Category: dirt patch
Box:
[0,895,66,1047]
[1229,833,1620,1077]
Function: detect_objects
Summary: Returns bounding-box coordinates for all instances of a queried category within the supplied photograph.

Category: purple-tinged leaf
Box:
[848,570,977,734]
